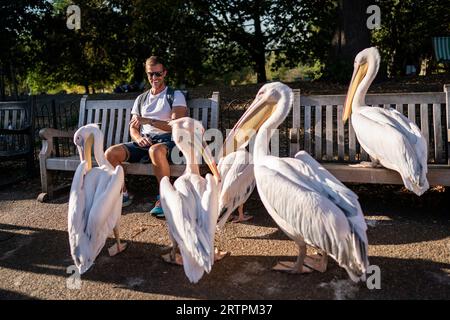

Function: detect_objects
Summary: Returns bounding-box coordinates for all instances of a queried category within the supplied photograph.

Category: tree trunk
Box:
[253,8,267,83]
[328,0,371,81]
[84,83,89,94]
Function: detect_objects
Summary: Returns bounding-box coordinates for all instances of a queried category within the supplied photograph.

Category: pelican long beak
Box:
[193,133,221,182]
[343,62,368,123]
[222,92,277,156]
[83,133,94,171]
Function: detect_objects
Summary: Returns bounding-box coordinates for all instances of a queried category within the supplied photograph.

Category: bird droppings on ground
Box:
[0,177,449,299]
[318,279,360,300]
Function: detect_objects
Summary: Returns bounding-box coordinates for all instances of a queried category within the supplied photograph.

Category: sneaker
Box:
[149,195,164,218]
[122,192,134,208]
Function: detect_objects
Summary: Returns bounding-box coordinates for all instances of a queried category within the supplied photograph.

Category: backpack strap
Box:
[166,86,175,109]
[138,86,181,115]
[137,90,150,117]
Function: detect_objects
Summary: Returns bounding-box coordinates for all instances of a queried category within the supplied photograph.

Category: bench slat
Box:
[304,105,311,153]
[115,108,124,145]
[85,100,134,110]
[419,104,430,161]
[433,103,443,161]
[11,110,17,129]
[123,108,131,142]
[201,107,208,129]
[93,108,100,124]
[349,119,356,161]
[100,108,108,134]
[3,110,9,129]
[193,108,199,122]
[408,104,416,123]
[210,92,219,129]
[314,105,322,159]
[326,105,333,160]
[396,104,403,114]
[19,109,25,128]
[78,95,87,127]
[290,90,301,156]
[107,108,115,148]
[337,105,344,160]
[86,109,93,125]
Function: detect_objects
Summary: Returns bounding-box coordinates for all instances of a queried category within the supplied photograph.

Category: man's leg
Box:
[105,144,133,206]
[149,143,170,184]
[149,143,170,217]
[105,144,128,168]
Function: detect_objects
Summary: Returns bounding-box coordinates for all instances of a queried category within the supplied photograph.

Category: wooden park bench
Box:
[0,99,35,184]
[37,92,219,202]
[289,85,450,186]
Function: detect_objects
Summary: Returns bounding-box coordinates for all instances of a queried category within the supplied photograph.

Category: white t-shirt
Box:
[131,87,187,136]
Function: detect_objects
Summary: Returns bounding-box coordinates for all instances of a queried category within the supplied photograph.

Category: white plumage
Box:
[68,124,126,274]
[344,47,429,195]
[160,117,221,283]
[217,148,256,229]
[225,82,369,282]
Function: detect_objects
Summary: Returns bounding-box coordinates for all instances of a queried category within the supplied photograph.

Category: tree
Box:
[322,0,371,82]
[193,0,335,83]
[28,0,131,94]
[372,0,450,77]
[0,0,51,99]
[126,0,211,87]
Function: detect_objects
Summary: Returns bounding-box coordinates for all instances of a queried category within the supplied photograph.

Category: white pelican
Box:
[343,47,429,196]
[159,117,222,283]
[68,124,127,274]
[217,148,255,229]
[225,82,369,282]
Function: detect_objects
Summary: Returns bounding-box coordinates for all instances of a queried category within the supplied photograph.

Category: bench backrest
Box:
[77,92,219,149]
[0,100,31,130]
[290,85,450,164]
[0,100,33,154]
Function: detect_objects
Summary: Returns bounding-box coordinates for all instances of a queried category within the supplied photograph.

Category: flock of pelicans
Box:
[68,47,429,284]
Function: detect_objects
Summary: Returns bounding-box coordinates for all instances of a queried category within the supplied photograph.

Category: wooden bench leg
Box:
[38,159,53,202]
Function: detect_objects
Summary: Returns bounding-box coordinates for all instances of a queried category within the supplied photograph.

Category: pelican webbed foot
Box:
[349,161,381,168]
[214,247,229,261]
[272,261,313,274]
[229,205,254,223]
[229,214,253,223]
[303,252,328,273]
[108,227,128,256]
[161,252,183,265]
[108,242,127,256]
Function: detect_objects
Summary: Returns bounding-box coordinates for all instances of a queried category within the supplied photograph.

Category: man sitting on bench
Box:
[105,55,187,218]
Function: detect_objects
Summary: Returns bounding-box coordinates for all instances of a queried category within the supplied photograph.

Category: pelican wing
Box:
[160,176,207,283]
[68,161,88,268]
[217,150,256,228]
[85,165,124,240]
[352,107,428,195]
[293,151,365,226]
[256,162,369,282]
[199,174,220,267]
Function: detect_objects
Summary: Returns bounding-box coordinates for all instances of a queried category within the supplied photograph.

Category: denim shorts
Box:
[122,132,175,163]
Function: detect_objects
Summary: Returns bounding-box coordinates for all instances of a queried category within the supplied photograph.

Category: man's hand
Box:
[130,115,151,128]
[135,136,152,147]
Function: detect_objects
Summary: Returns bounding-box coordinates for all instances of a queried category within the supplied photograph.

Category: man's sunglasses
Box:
[147,71,164,78]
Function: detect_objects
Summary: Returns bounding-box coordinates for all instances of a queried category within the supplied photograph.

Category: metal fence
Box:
[34,95,82,159]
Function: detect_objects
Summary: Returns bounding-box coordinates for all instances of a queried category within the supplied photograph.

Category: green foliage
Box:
[1,0,449,95]
[371,0,450,77]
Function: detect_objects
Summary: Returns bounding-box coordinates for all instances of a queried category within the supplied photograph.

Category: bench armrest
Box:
[39,128,76,159]
[39,128,75,140]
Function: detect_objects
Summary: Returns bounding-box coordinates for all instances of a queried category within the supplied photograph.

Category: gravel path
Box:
[0,177,449,300]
